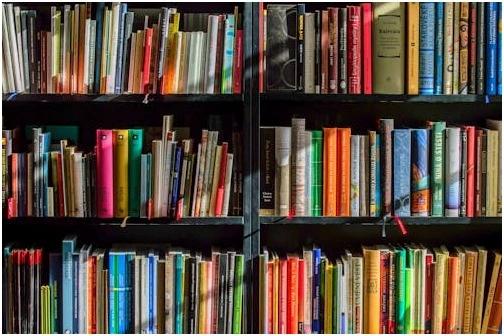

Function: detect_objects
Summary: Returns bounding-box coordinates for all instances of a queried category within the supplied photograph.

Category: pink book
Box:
[279,259,288,334]
[96,129,114,218]
[214,142,228,216]
[362,3,373,94]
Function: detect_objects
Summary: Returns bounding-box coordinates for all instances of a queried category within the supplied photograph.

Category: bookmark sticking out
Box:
[120,216,130,228]
[142,93,150,104]
[287,207,294,220]
[393,216,408,236]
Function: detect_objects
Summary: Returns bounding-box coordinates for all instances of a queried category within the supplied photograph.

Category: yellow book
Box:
[324,261,333,333]
[486,130,499,216]
[167,12,181,93]
[273,255,280,334]
[363,247,380,334]
[198,260,206,333]
[472,246,488,333]
[462,247,478,333]
[113,130,129,217]
[481,251,502,333]
[432,246,448,333]
[407,3,419,94]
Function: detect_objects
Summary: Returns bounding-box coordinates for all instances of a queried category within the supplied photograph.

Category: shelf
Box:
[260,216,502,226]
[2,93,243,104]
[4,216,244,226]
[261,92,502,104]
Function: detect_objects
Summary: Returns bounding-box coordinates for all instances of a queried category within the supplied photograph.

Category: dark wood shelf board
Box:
[260,216,502,226]
[3,93,243,104]
[261,93,502,104]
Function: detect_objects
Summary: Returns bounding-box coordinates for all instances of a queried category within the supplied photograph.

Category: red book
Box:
[11,154,18,218]
[214,142,228,216]
[297,258,305,333]
[267,261,274,334]
[328,8,339,93]
[379,250,390,334]
[233,30,243,93]
[347,6,362,94]
[287,256,299,334]
[56,153,65,217]
[142,28,153,93]
[475,129,484,216]
[279,259,288,334]
[321,10,329,93]
[361,3,372,94]
[40,32,47,94]
[465,126,476,217]
[88,255,97,333]
[96,130,114,218]
[259,2,264,93]
[424,253,434,333]
[487,271,502,333]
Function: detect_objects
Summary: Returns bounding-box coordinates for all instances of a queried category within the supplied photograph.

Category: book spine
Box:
[291,118,306,216]
[434,3,444,94]
[128,129,143,217]
[328,8,338,93]
[222,15,235,94]
[445,128,461,217]
[323,128,337,216]
[232,255,244,333]
[379,119,394,216]
[359,136,369,216]
[304,13,315,93]
[443,2,454,94]
[347,6,362,94]
[350,136,360,216]
[62,238,75,333]
[233,29,243,94]
[393,130,411,216]
[287,257,299,333]
[338,128,351,216]
[321,10,328,94]
[486,272,502,333]
[114,4,127,94]
[460,129,468,216]
[113,130,129,218]
[481,131,488,216]
[486,2,498,95]
[453,3,460,94]
[459,3,469,94]
[258,3,264,93]
[338,8,347,94]
[411,129,430,216]
[362,3,372,94]
[315,10,321,93]
[260,128,275,216]
[468,3,477,94]
[142,28,153,93]
[477,3,486,94]
[275,127,291,216]
[419,3,435,95]
[364,249,380,334]
[498,3,502,95]
[311,249,321,333]
[96,130,113,218]
[170,147,182,218]
[369,131,377,216]
[431,121,446,216]
[297,5,305,92]
[311,131,323,216]
[407,3,420,95]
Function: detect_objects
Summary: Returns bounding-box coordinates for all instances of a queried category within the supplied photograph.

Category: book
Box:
[96,130,113,218]
[445,127,461,217]
[347,6,361,94]
[275,127,291,216]
[407,3,420,95]
[411,129,430,216]
[486,2,498,95]
[419,3,435,95]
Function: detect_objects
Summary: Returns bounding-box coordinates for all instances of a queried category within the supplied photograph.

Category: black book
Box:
[315,10,321,93]
[476,3,485,94]
[297,5,305,91]
[188,257,197,333]
[183,256,191,333]
[338,8,348,94]
[259,127,275,215]
[266,4,298,91]
[26,11,39,93]
[217,253,228,333]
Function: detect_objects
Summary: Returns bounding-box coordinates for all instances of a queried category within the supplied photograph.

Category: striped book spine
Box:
[311,130,323,216]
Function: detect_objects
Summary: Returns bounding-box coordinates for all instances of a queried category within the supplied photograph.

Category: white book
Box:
[350,135,360,216]
[222,153,234,216]
[5,4,23,91]
[303,249,313,333]
[198,32,207,93]
[445,127,461,217]
[47,187,54,217]
[204,15,219,93]
[191,143,202,217]
[291,118,306,216]
[83,19,91,90]
[14,6,25,90]
[275,127,291,216]
[304,131,312,215]
[106,3,120,93]
[88,20,97,93]
[201,131,218,216]
[340,258,348,334]
[73,152,84,217]
[2,5,15,93]
[352,256,363,333]
[186,32,199,93]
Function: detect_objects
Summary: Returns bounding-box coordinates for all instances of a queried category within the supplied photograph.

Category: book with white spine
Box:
[205,15,219,93]
[445,127,461,216]
[222,153,234,216]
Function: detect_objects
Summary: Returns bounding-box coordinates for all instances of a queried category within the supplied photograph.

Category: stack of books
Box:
[261,2,502,95]
[258,245,502,334]
[2,3,243,94]
[3,237,245,334]
[2,115,243,218]
[260,118,502,217]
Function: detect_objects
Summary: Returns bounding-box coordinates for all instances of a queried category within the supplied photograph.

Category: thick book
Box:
[113,130,129,218]
[350,135,360,216]
[291,118,306,216]
[407,3,420,95]
[486,2,498,95]
[445,128,461,217]
[373,3,405,94]
[419,3,435,95]
[320,10,328,93]
[311,130,323,216]
[304,13,315,93]
[323,128,337,216]
[411,129,430,216]
[128,129,143,217]
[62,236,77,334]
[96,130,113,218]
[430,121,446,216]
[393,129,411,216]
[363,247,380,334]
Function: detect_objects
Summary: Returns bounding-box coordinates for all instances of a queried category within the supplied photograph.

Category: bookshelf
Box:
[1,2,503,334]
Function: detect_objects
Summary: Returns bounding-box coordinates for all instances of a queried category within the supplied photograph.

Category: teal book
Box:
[62,236,76,334]
[128,129,143,217]
[311,130,323,216]
[174,253,184,333]
[430,121,446,216]
[108,252,118,334]
[221,15,235,93]
[395,247,406,334]
[232,254,244,333]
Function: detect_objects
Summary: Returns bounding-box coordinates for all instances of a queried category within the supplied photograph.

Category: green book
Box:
[404,267,413,334]
[232,254,244,333]
[311,130,323,215]
[333,261,341,334]
[175,253,184,333]
[431,121,446,216]
[395,247,406,333]
[128,129,143,217]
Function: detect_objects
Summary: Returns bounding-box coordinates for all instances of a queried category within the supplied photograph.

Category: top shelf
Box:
[2,93,243,104]
[261,93,502,104]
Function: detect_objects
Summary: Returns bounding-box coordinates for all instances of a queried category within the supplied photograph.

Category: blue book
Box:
[221,14,235,94]
[375,134,381,217]
[62,236,76,334]
[486,2,498,95]
[434,3,444,94]
[170,146,183,217]
[393,129,411,216]
[94,3,105,93]
[114,4,128,93]
[498,3,502,94]
[411,129,430,216]
[108,252,117,333]
[117,253,127,334]
[312,248,321,333]
[49,253,62,333]
[148,252,154,333]
[125,252,135,333]
[152,252,158,333]
[419,3,436,94]
[72,253,79,332]
[174,253,183,333]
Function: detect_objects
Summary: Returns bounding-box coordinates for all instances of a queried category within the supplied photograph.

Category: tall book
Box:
[113,130,129,218]
[434,2,444,94]
[338,8,347,94]
[291,118,306,216]
[260,128,275,216]
[337,128,351,216]
[486,2,498,95]
[62,236,77,333]
[452,3,460,94]
[96,130,113,218]
[350,135,360,216]
[311,131,323,216]
[459,3,469,94]
[362,3,372,94]
[128,129,143,217]
[419,3,435,95]
[430,121,446,216]
[407,3,420,95]
[347,6,362,94]
[379,119,394,216]
[393,130,411,216]
[373,3,405,94]
[363,247,380,334]
[275,127,291,216]
[323,128,337,216]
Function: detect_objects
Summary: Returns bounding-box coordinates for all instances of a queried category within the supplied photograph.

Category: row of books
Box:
[2,3,242,94]
[260,118,502,217]
[2,115,244,219]
[3,237,245,334]
[258,245,502,334]
[260,2,502,95]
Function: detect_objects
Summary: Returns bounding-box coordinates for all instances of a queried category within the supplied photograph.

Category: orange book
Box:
[487,271,502,334]
[323,128,338,215]
[363,246,381,334]
[279,259,288,334]
[337,128,351,216]
[297,258,305,334]
[287,256,299,334]
[446,255,460,333]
